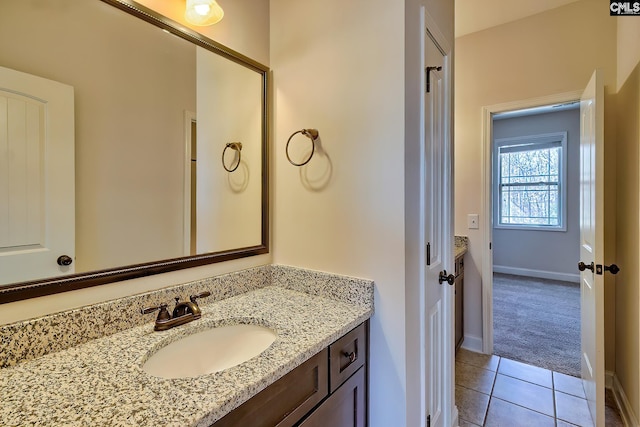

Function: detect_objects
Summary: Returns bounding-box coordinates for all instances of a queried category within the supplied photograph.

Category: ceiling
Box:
[455,0,581,38]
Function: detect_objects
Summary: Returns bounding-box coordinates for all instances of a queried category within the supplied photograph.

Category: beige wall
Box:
[271,0,453,424]
[270,1,406,424]
[454,0,618,372]
[0,0,271,324]
[615,17,640,421]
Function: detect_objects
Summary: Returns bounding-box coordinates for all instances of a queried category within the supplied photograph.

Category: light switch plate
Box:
[467,214,479,229]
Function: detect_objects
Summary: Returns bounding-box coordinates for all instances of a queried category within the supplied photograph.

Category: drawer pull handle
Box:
[343,351,357,365]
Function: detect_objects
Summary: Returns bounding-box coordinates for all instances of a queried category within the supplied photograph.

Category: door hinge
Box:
[425,66,442,93]
[426,242,431,266]
[427,414,431,427]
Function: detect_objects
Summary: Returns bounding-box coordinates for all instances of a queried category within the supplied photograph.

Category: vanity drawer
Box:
[329,323,366,393]
[213,349,328,427]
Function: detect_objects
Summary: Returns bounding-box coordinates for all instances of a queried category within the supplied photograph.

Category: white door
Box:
[579,70,604,426]
[423,18,453,427]
[0,66,75,285]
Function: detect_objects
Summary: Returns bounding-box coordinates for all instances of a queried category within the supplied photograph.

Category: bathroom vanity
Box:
[0,265,374,426]
[215,322,368,427]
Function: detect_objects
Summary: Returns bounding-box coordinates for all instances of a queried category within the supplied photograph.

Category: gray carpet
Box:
[493,273,581,377]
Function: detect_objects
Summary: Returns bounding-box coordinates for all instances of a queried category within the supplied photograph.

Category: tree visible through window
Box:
[494,133,567,229]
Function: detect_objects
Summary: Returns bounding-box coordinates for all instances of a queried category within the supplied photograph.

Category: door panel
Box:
[579,69,604,426]
[0,66,75,285]
[424,28,449,427]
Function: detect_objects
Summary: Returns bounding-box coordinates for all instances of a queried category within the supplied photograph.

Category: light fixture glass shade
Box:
[185,0,224,26]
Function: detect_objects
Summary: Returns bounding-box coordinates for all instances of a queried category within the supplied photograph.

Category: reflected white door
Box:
[423,20,452,427]
[0,66,75,285]
[579,70,604,426]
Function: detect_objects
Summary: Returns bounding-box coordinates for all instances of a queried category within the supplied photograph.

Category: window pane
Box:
[498,144,561,227]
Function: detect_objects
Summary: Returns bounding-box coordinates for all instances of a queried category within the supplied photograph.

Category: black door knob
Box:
[57,255,73,266]
[438,270,455,285]
[604,264,620,275]
[578,261,594,272]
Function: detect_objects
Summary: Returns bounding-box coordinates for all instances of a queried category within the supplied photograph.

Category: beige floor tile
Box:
[456,361,497,394]
[555,391,594,427]
[457,348,500,372]
[492,374,555,416]
[498,358,553,388]
[553,371,586,398]
[456,385,490,426]
[484,397,555,427]
[454,355,626,427]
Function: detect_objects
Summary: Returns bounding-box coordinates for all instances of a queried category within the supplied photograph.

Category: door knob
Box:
[438,270,455,285]
[605,264,620,274]
[57,255,73,266]
[595,264,620,275]
[578,261,594,272]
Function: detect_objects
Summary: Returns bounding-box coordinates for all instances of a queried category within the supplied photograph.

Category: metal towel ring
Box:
[222,142,242,172]
[286,129,319,166]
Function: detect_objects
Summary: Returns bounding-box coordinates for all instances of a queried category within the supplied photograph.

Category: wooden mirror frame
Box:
[0,0,269,304]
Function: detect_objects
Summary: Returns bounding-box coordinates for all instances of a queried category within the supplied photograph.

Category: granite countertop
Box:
[0,285,373,426]
[455,235,469,259]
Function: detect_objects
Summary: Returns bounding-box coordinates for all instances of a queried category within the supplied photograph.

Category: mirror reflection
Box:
[0,0,266,287]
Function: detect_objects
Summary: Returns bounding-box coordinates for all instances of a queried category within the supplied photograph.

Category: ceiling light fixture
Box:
[185,0,224,26]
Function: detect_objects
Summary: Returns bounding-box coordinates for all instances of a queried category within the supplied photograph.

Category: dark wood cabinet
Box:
[212,322,368,427]
[213,350,328,427]
[298,367,366,427]
[454,254,464,352]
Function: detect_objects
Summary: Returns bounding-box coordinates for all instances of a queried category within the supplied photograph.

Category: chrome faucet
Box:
[141,291,211,331]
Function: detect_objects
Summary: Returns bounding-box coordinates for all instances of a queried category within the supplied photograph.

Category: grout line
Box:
[484,357,502,426]
[551,370,558,425]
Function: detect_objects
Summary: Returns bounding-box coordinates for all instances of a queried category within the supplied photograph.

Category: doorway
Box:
[490,103,581,377]
[477,91,584,356]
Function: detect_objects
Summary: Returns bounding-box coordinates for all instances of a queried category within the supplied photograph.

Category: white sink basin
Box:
[142,324,277,379]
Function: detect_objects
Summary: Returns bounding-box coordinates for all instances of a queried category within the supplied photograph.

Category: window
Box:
[494,132,567,230]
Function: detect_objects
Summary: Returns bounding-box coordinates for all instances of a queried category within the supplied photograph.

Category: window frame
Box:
[493,131,568,232]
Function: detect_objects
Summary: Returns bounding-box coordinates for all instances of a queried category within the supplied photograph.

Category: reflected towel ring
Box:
[286,129,319,166]
[222,142,242,172]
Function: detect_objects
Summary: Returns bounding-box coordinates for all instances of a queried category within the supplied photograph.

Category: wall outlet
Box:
[467,214,479,229]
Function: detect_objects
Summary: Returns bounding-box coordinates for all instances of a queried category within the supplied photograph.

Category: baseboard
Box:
[460,334,483,353]
[493,265,580,283]
[605,370,614,389]
[451,405,459,427]
[609,371,639,427]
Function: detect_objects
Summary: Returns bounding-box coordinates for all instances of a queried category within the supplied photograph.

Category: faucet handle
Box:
[190,291,211,303]
[141,304,171,321]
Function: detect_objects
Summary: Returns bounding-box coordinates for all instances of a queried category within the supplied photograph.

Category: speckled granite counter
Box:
[0,266,374,427]
[455,235,468,259]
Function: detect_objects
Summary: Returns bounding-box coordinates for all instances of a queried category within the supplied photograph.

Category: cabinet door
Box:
[455,275,463,350]
[299,368,366,427]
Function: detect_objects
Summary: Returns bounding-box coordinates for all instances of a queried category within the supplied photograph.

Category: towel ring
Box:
[222,142,242,172]
[286,129,319,166]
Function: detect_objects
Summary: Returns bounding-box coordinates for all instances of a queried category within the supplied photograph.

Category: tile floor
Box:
[455,348,624,426]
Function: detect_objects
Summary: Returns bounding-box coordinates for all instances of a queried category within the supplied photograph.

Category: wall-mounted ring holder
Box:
[286,129,319,166]
[222,142,242,172]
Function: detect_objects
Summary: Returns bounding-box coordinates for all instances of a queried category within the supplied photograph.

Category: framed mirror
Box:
[0,0,269,303]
